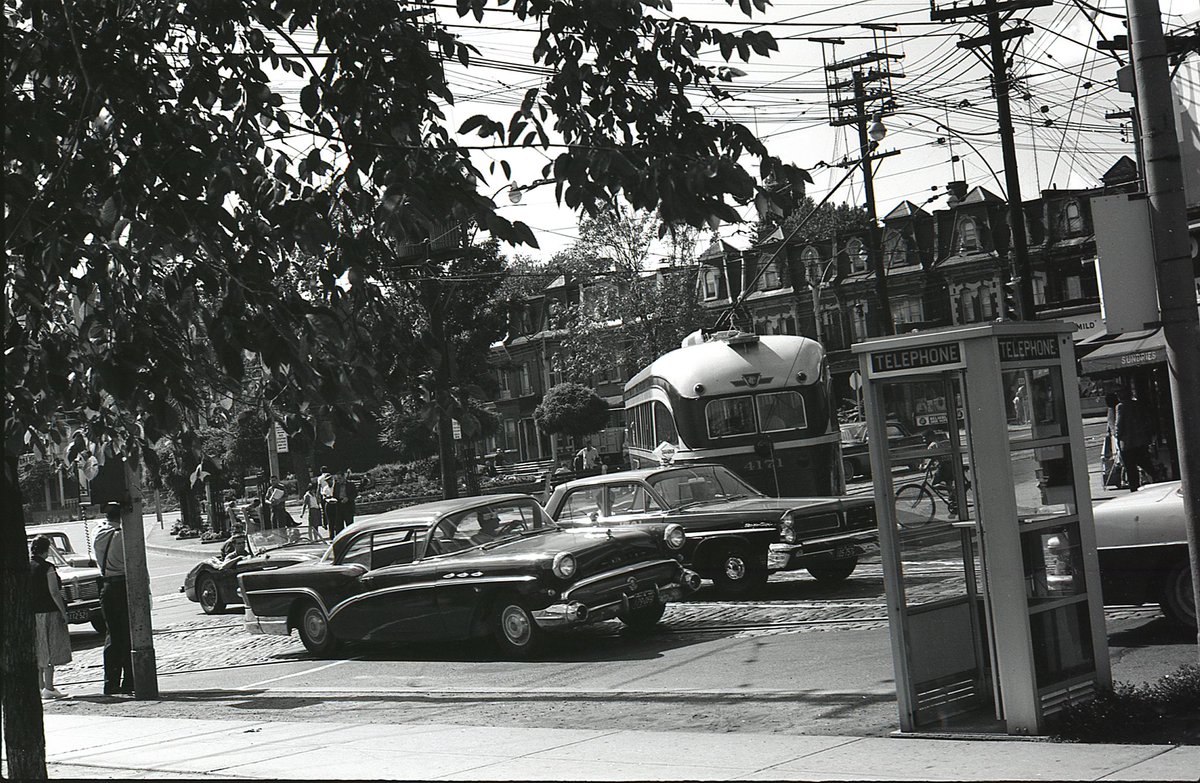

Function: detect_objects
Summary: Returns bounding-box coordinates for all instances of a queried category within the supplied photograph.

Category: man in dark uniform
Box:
[93,502,133,695]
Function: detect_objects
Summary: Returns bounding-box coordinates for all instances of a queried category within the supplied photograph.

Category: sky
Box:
[272,0,1200,265]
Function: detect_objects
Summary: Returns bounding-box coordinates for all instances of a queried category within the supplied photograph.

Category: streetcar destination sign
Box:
[997,335,1060,362]
[869,342,962,375]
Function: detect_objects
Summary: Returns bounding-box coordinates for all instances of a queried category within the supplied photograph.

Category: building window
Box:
[546,299,561,329]
[702,268,721,301]
[1063,200,1083,236]
[547,354,562,387]
[884,230,909,267]
[893,296,924,327]
[760,260,781,290]
[958,217,980,252]
[518,363,533,395]
[850,302,870,340]
[846,238,869,273]
[801,246,822,284]
[497,368,511,398]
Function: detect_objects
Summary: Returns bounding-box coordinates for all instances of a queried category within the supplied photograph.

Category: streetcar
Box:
[623,330,842,497]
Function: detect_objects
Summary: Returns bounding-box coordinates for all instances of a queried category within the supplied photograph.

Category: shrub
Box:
[1047,665,1200,744]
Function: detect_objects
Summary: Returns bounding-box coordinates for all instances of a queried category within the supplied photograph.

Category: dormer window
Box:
[1063,200,1083,236]
[958,217,980,252]
[884,230,908,268]
[801,246,822,284]
[701,268,721,301]
[846,238,869,273]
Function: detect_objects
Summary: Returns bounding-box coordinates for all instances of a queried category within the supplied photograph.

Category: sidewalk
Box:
[30,713,1200,780]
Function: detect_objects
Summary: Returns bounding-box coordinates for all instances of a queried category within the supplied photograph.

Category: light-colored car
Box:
[1093,480,1195,629]
[26,533,105,634]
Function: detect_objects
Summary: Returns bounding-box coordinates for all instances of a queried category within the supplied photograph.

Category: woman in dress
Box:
[29,535,72,699]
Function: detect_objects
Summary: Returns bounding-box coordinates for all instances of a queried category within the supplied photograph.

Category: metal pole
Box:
[122,461,158,699]
[1127,0,1200,657]
[266,423,281,480]
[985,1,1037,318]
[855,71,894,336]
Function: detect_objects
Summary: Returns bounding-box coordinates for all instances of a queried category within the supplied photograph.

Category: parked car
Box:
[840,421,926,479]
[182,527,329,614]
[26,533,104,634]
[26,527,96,568]
[543,463,877,596]
[238,493,699,658]
[1093,480,1195,629]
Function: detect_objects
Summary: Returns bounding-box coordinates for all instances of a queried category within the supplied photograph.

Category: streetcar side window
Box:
[757,391,807,432]
[627,400,678,449]
[706,396,756,438]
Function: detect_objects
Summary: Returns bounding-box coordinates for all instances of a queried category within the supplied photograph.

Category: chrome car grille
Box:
[64,579,100,603]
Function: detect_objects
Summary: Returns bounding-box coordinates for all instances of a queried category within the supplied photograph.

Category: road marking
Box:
[240,656,360,689]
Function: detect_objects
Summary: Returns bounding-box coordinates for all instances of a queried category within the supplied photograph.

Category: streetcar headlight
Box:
[780,512,798,544]
[552,552,577,580]
[664,524,686,550]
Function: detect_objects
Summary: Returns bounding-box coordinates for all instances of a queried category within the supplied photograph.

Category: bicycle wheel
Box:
[895,484,935,528]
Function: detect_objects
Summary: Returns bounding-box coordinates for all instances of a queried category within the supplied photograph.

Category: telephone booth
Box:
[853,322,1110,735]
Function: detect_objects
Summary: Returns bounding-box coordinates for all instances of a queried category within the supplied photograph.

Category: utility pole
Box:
[122,461,159,699]
[1125,0,1200,656]
[820,28,904,336]
[931,0,1050,320]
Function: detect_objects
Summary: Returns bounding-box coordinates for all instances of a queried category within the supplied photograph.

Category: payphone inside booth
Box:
[853,322,1110,736]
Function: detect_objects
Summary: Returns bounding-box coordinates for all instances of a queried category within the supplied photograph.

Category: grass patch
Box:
[1047,664,1200,744]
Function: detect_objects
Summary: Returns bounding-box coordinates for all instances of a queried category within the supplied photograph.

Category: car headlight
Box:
[552,552,577,580]
[780,512,798,544]
[663,524,686,550]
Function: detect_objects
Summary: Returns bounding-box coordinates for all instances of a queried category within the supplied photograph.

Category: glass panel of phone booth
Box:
[879,376,995,726]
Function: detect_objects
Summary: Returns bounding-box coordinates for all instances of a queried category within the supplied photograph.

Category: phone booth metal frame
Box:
[853,322,1110,735]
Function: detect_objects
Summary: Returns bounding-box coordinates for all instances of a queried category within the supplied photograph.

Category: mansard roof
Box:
[698,239,740,262]
[961,186,1005,204]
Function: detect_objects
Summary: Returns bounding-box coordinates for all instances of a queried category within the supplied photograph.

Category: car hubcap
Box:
[304,609,327,644]
[500,605,531,646]
[724,556,747,581]
[200,581,216,609]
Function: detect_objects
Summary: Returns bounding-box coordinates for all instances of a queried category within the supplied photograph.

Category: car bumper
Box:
[768,532,878,571]
[244,607,290,636]
[532,569,701,629]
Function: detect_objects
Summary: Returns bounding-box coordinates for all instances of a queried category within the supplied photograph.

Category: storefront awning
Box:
[1078,328,1166,375]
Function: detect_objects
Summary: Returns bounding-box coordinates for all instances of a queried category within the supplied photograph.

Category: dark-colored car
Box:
[182,528,328,614]
[238,493,699,658]
[543,463,877,596]
[840,421,927,479]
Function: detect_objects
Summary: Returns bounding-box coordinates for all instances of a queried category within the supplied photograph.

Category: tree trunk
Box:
[171,480,202,530]
[1,453,48,779]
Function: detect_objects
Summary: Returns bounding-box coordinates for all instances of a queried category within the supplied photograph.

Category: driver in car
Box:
[471,510,503,545]
[220,525,249,561]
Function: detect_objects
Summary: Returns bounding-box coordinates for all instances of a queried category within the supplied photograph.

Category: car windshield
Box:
[248,527,324,554]
[841,424,867,443]
[648,465,762,509]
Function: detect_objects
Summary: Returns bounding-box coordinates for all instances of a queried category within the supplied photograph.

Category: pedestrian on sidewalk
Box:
[93,502,133,696]
[302,481,322,539]
[1115,386,1156,492]
[338,472,359,530]
[29,535,72,700]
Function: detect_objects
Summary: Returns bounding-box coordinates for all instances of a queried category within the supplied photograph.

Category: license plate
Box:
[834,545,858,559]
[627,590,655,609]
[66,609,90,624]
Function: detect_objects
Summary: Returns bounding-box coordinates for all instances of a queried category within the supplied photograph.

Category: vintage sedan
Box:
[238,494,699,658]
[543,463,877,596]
[840,421,927,480]
[26,535,104,633]
[1094,480,1195,629]
[183,528,329,614]
[26,528,96,568]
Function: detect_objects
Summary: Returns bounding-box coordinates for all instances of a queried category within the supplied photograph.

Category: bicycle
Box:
[894,460,966,528]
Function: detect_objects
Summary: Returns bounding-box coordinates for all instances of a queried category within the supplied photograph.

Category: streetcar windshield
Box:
[648,465,762,508]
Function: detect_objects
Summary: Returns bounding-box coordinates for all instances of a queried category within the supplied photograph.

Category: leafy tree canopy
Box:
[534,383,610,438]
[5,0,806,477]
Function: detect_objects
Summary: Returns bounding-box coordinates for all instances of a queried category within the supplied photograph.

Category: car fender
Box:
[689,534,763,570]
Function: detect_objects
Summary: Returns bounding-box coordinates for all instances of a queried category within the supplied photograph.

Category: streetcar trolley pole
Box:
[853,321,1109,736]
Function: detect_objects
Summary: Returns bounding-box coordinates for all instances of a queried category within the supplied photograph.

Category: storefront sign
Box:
[998,336,1061,363]
[869,342,962,376]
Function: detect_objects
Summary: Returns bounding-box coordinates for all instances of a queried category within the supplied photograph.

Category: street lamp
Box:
[868,113,888,145]
[857,104,893,336]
